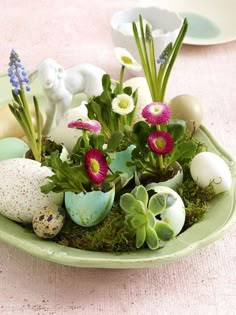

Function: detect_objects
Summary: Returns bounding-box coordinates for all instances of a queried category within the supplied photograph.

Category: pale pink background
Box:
[0,1,236,314]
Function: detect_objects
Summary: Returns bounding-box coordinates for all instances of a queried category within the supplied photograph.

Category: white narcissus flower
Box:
[114,47,142,72]
[112,94,135,115]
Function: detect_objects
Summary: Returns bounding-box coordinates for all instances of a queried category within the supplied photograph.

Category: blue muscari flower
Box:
[8,49,31,95]
[156,42,173,65]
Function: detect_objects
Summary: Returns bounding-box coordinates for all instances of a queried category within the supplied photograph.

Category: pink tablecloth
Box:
[0,1,236,314]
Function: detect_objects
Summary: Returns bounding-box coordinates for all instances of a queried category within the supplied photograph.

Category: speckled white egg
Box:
[148,186,185,235]
[124,77,152,124]
[0,158,63,223]
[190,152,232,194]
[32,205,65,239]
[49,102,88,152]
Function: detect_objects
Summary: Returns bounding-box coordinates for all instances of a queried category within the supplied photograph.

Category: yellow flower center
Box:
[90,158,100,174]
[121,55,133,65]
[152,105,162,114]
[155,137,165,150]
[118,99,129,109]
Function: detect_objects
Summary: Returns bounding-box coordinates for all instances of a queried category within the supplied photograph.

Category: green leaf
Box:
[102,74,112,91]
[132,185,148,207]
[120,193,138,213]
[89,134,105,150]
[167,141,197,166]
[106,131,124,152]
[136,225,146,248]
[155,221,174,241]
[146,226,160,250]
[148,194,166,215]
[167,119,186,142]
[147,210,156,228]
[123,86,132,96]
[131,214,147,229]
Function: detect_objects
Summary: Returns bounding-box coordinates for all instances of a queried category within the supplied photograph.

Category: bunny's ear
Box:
[57,65,64,79]
[29,70,38,82]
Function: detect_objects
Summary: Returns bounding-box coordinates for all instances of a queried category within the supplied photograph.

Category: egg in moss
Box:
[33,205,65,239]
[168,94,203,133]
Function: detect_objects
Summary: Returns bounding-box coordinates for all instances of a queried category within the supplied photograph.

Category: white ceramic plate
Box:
[137,0,236,45]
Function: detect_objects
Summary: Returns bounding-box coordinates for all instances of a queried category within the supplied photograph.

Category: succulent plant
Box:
[120,185,174,250]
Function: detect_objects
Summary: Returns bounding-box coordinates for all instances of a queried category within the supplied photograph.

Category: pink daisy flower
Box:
[68,120,101,133]
[148,131,174,155]
[85,149,108,184]
[142,102,170,125]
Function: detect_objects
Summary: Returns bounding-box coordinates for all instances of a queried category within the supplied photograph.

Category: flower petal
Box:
[142,102,170,125]
[68,119,101,133]
[148,130,174,155]
[114,47,142,72]
[111,94,135,115]
[85,148,108,184]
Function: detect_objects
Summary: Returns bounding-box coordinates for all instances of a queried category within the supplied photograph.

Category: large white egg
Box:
[190,152,232,194]
[124,77,152,124]
[148,186,185,236]
[0,158,63,223]
[49,102,88,152]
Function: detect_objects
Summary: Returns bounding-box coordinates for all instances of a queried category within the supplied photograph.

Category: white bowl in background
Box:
[110,6,183,75]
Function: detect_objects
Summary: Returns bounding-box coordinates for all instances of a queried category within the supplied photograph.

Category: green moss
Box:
[55,206,136,252]
[177,164,216,230]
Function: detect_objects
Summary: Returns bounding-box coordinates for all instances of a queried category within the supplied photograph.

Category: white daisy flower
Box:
[114,47,142,72]
[112,94,135,115]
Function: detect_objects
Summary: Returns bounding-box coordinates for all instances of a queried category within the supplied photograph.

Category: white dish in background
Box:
[110,6,183,75]
[137,0,236,45]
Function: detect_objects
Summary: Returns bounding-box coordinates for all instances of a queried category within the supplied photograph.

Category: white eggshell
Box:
[190,152,232,194]
[149,186,185,236]
[0,158,63,223]
[49,102,88,152]
[124,77,152,124]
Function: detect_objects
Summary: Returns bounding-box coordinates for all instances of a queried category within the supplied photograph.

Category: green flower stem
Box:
[33,96,42,158]
[156,125,164,171]
[159,19,188,102]
[132,22,155,100]
[119,65,125,93]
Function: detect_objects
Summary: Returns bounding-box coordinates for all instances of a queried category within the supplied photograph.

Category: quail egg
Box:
[32,205,65,239]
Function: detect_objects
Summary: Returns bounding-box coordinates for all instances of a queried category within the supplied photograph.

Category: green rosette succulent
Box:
[120,185,174,250]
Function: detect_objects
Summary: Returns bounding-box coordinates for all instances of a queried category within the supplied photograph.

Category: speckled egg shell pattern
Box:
[0,158,64,223]
[33,206,65,239]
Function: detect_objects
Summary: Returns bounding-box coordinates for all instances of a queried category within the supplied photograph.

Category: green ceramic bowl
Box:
[0,74,236,268]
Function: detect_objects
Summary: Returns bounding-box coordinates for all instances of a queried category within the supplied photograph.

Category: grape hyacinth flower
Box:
[68,119,101,133]
[156,43,173,65]
[148,130,174,155]
[8,49,42,162]
[8,49,30,94]
[142,102,171,125]
[85,149,108,184]
[111,94,135,115]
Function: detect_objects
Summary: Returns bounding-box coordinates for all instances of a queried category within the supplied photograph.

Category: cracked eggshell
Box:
[148,186,185,236]
[0,158,63,224]
[190,152,232,194]
[49,102,88,152]
[124,77,152,124]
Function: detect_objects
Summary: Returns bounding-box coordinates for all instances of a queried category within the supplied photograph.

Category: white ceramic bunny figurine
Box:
[30,58,105,134]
